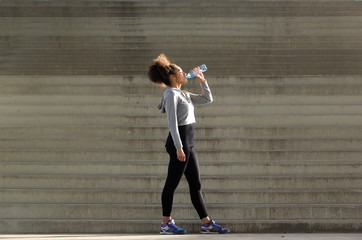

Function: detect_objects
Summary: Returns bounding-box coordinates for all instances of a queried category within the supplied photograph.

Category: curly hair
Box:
[148,54,177,87]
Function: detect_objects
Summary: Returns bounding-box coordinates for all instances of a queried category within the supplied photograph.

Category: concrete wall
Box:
[0,0,361,233]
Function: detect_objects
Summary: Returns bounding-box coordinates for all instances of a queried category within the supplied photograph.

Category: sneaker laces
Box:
[168,219,181,229]
[210,220,223,230]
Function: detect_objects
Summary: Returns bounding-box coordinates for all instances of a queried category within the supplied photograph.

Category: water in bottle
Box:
[186,64,207,79]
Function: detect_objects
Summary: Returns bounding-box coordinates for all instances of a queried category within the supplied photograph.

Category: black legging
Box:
[162,124,208,219]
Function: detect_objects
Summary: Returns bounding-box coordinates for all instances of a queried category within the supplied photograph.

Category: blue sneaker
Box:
[201,219,230,234]
[160,219,186,235]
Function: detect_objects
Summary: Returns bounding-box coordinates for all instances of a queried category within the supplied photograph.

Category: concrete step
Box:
[1,94,362,106]
[1,17,362,33]
[3,64,362,76]
[1,219,361,234]
[2,36,362,50]
[1,188,361,204]
[2,62,362,73]
[2,15,362,25]
[4,41,362,51]
[1,174,360,190]
[3,48,362,58]
[1,11,361,18]
[3,69,362,76]
[1,1,362,18]
[2,84,362,95]
[0,28,360,40]
[2,104,362,115]
[1,0,361,8]
[5,69,354,78]
[0,162,360,176]
[1,149,361,163]
[1,114,362,127]
[2,35,362,44]
[5,55,362,65]
[2,126,362,139]
[1,138,362,151]
[1,75,362,86]
[0,203,361,220]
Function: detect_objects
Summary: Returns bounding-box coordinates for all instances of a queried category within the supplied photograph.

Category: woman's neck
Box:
[169,83,181,89]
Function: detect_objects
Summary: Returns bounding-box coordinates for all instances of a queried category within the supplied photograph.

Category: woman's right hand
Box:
[177,148,186,162]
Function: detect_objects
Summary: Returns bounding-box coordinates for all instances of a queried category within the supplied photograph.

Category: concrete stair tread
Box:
[2,75,362,86]
[3,71,362,76]
[3,70,362,76]
[3,136,362,140]
[1,95,362,105]
[3,15,362,22]
[1,202,361,207]
[2,115,362,128]
[1,138,362,152]
[1,218,361,233]
[0,203,360,221]
[3,35,362,41]
[1,126,362,139]
[2,18,362,30]
[2,188,362,204]
[3,84,362,91]
[1,188,361,193]
[2,105,362,116]
[3,49,362,56]
[1,174,360,190]
[2,1,361,6]
[2,219,360,223]
[1,173,360,178]
[3,148,362,153]
[3,112,362,117]
[1,156,361,164]
[2,152,361,163]
[1,160,361,165]
[6,24,362,37]
[1,161,360,175]
[4,43,362,51]
[6,95,347,105]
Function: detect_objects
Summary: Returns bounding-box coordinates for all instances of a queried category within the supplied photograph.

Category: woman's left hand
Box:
[195,67,206,83]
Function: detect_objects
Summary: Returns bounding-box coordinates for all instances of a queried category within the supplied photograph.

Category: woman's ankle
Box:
[201,217,211,223]
[163,216,172,223]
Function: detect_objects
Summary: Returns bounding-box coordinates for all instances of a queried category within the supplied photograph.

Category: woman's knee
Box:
[189,180,202,192]
[163,179,179,192]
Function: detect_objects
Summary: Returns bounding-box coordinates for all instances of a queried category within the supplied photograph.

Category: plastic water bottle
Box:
[186,64,207,79]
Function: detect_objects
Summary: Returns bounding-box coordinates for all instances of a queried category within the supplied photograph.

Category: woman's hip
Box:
[165,124,194,150]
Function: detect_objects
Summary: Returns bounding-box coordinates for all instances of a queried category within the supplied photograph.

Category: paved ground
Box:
[0,234,361,240]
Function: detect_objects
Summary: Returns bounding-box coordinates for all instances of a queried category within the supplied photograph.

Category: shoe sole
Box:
[160,231,186,235]
[201,230,230,234]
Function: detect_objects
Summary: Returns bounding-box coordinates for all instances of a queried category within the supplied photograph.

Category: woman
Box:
[148,54,230,234]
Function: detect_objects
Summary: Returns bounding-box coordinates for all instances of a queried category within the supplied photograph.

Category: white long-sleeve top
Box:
[158,81,213,149]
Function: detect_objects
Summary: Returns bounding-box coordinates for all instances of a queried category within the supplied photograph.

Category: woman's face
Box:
[172,66,187,86]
